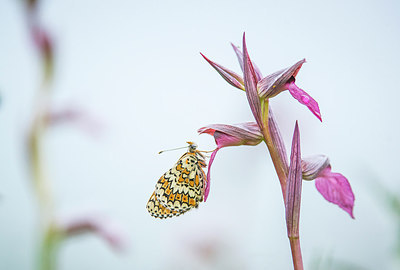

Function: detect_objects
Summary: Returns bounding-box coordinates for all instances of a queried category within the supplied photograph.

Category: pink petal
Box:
[242,33,264,129]
[286,82,322,122]
[257,59,305,99]
[200,53,245,90]
[285,121,302,237]
[198,122,263,148]
[213,131,246,148]
[315,167,355,218]
[204,148,220,202]
[301,155,330,180]
[231,43,263,81]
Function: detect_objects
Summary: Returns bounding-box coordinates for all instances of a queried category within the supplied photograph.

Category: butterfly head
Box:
[187,141,198,153]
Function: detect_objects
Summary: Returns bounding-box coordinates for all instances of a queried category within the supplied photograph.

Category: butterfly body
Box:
[147,143,207,219]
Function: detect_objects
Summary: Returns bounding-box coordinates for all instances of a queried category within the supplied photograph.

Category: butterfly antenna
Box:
[158,146,188,154]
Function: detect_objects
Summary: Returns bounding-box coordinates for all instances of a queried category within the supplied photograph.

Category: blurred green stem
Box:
[29,99,53,223]
[25,2,58,268]
[29,85,57,270]
[38,223,61,270]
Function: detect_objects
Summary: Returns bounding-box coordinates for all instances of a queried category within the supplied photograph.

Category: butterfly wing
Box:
[146,191,187,219]
[148,152,206,218]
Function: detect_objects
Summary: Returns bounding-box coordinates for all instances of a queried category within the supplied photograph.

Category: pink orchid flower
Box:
[199,33,354,269]
[302,155,355,218]
[198,122,263,201]
[200,33,354,218]
[201,35,321,122]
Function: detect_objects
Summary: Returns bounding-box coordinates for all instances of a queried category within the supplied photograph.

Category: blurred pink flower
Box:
[58,212,128,252]
[24,0,54,82]
[46,105,104,137]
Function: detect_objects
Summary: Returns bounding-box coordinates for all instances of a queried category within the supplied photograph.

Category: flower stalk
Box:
[259,100,288,200]
[289,237,304,270]
[24,1,58,267]
[29,94,54,226]
[29,97,64,270]
[199,32,354,270]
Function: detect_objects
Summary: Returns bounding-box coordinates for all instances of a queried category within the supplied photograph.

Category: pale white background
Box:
[1,0,399,269]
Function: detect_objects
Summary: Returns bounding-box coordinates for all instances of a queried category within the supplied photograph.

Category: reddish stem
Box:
[289,237,304,270]
[261,101,304,269]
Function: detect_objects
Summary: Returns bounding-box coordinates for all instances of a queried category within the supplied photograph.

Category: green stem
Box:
[38,224,61,270]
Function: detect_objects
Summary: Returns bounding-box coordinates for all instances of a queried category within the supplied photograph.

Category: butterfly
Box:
[146,142,207,219]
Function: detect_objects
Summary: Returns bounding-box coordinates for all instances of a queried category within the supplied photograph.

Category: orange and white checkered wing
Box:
[146,151,207,219]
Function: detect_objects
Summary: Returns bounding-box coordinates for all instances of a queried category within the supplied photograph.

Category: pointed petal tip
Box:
[230,42,240,52]
[342,204,355,219]
[314,111,322,122]
[200,52,209,61]
[200,52,245,90]
[242,33,263,129]
[293,120,300,140]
